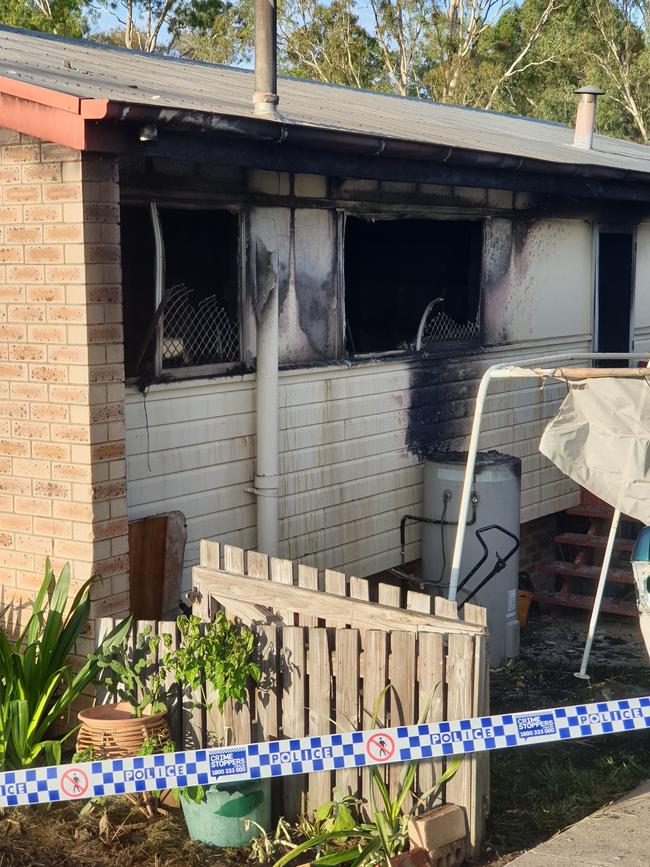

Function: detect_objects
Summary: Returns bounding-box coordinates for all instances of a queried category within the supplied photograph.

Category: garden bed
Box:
[2,610,649,866]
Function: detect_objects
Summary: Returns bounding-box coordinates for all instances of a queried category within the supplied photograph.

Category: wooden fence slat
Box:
[224,544,245,575]
[200,539,220,569]
[247,550,269,580]
[361,630,388,811]
[297,565,319,626]
[349,575,369,601]
[282,626,306,818]
[388,631,416,809]
[307,628,333,814]
[94,617,115,706]
[378,583,401,608]
[335,628,360,797]
[194,569,485,635]
[324,569,347,627]
[417,632,445,809]
[272,557,295,624]
[435,596,459,619]
[255,624,279,742]
[158,620,181,748]
[444,633,475,827]
[407,590,431,613]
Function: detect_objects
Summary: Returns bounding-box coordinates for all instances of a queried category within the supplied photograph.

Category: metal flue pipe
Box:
[254,0,279,118]
[573,86,604,150]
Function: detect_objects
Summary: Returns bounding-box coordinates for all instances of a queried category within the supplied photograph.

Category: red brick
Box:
[25,245,64,264]
[2,144,40,163]
[6,226,41,244]
[4,185,41,204]
[33,481,70,499]
[9,344,46,362]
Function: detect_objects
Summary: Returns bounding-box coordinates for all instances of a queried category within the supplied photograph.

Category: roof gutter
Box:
[102,100,650,189]
[0,76,648,192]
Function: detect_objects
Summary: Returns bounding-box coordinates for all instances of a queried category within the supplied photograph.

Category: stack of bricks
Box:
[0,131,130,644]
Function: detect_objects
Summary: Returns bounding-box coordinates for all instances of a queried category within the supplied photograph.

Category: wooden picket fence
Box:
[98,540,489,857]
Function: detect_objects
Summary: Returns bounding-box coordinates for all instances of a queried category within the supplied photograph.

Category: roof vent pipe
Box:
[573,86,604,150]
[254,0,279,118]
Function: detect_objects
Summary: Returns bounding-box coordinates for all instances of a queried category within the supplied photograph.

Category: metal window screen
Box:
[420,311,479,346]
[162,285,240,368]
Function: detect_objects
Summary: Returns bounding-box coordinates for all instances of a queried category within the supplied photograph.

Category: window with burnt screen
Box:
[344,217,482,355]
[121,204,241,380]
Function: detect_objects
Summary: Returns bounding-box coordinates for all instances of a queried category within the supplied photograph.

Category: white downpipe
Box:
[447,351,650,602]
[255,282,280,556]
[574,508,621,679]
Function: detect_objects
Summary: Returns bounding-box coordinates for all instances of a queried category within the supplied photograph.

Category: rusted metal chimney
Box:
[573,86,604,150]
[254,0,279,118]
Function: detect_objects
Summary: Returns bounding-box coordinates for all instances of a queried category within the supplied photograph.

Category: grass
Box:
[483,633,650,862]
[487,734,650,856]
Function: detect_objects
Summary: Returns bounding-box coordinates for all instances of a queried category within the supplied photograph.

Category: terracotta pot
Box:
[76,701,172,759]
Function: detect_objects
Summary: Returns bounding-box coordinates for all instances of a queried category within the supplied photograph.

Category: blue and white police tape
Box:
[2,694,650,808]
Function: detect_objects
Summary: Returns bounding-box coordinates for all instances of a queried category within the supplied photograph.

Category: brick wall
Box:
[0,131,129,638]
[519,513,557,592]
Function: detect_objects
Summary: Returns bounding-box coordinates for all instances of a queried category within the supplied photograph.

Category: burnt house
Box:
[0,26,648,619]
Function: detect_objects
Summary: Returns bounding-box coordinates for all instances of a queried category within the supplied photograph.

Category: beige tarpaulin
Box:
[539,377,650,524]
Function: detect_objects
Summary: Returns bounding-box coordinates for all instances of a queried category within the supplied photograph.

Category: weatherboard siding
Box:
[124,338,583,589]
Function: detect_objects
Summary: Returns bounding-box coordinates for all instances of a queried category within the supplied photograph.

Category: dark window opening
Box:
[121,205,241,379]
[596,229,634,367]
[344,217,482,355]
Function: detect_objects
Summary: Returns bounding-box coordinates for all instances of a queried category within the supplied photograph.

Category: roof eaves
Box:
[0,76,118,150]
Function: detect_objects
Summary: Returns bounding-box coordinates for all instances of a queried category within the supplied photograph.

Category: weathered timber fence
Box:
[98,540,489,856]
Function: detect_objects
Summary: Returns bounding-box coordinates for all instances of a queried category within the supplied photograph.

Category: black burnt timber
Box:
[100,128,650,205]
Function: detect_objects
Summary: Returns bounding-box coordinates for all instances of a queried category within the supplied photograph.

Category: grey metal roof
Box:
[3,24,650,175]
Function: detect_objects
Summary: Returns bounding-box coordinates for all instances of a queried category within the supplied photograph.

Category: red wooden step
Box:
[554,532,635,552]
[534,590,638,618]
[539,561,634,585]
[566,505,640,523]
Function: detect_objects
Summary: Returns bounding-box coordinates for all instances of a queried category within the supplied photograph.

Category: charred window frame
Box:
[121,202,245,381]
[342,214,483,357]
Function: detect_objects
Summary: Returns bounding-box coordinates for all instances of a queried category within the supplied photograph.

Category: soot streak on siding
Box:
[405,356,485,458]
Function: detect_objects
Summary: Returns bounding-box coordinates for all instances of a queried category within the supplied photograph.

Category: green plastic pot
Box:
[180,778,271,847]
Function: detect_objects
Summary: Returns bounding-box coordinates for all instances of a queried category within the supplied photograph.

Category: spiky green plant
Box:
[273,684,462,867]
[0,558,131,770]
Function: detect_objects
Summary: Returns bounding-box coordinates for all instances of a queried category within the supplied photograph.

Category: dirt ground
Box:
[1,606,649,867]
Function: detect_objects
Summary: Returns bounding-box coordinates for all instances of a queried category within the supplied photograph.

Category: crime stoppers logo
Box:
[366,732,395,763]
[515,711,557,741]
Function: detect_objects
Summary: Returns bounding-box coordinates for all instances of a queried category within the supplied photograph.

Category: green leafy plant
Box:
[0,558,131,771]
[96,624,169,717]
[161,613,261,804]
[165,612,261,713]
[273,684,461,867]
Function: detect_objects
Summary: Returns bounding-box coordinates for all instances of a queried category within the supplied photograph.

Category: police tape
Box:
[2,694,650,808]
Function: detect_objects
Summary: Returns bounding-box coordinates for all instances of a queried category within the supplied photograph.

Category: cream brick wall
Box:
[0,131,129,632]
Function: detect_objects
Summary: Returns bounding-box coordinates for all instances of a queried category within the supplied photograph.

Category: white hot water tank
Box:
[421,452,521,666]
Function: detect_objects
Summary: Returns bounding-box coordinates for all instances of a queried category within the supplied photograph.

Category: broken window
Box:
[121,204,241,379]
[344,217,482,355]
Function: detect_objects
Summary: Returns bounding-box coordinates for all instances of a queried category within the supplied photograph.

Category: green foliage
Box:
[0,0,87,37]
[165,613,261,713]
[272,684,461,867]
[96,624,169,718]
[0,559,131,771]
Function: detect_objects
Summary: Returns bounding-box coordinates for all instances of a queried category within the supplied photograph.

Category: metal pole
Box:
[447,352,650,602]
[255,281,279,556]
[254,0,279,117]
[574,509,621,680]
